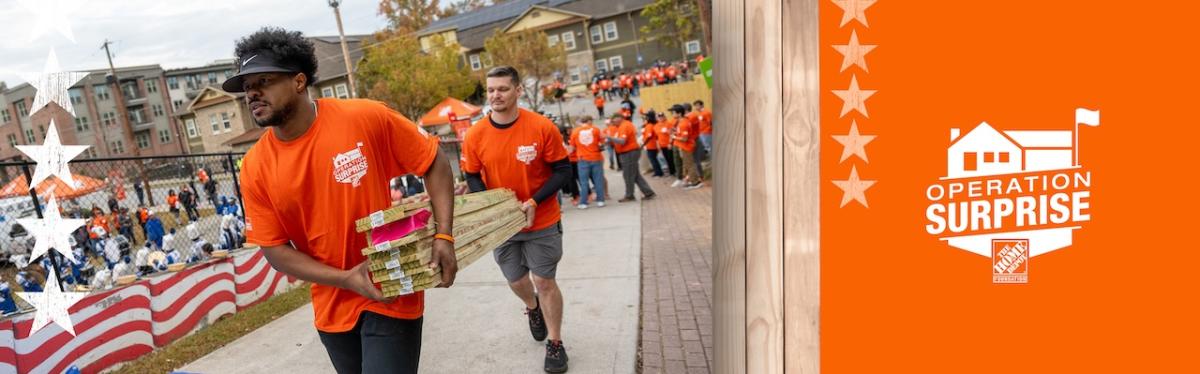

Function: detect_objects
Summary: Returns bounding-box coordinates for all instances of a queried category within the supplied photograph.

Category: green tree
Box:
[639,0,700,60]
[482,29,566,111]
[355,34,477,121]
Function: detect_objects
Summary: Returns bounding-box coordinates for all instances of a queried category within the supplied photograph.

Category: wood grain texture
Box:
[743,0,785,372]
[781,0,821,372]
[712,0,747,372]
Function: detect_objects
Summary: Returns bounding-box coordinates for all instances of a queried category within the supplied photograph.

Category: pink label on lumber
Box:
[371,209,432,245]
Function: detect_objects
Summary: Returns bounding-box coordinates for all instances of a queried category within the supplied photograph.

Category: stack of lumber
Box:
[355,189,525,297]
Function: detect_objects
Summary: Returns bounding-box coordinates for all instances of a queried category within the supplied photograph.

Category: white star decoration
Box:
[18,0,79,43]
[832,75,876,118]
[15,268,88,336]
[17,194,85,262]
[832,120,876,163]
[831,0,877,28]
[832,30,876,73]
[16,120,90,188]
[24,48,89,117]
[832,165,876,208]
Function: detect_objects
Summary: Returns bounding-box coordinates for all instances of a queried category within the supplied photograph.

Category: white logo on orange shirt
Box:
[333,142,369,187]
[516,143,538,165]
[579,129,595,145]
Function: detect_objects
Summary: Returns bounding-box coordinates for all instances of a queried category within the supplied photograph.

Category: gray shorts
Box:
[493,222,563,283]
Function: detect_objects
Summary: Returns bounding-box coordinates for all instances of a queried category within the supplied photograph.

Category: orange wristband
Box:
[434,233,455,244]
[525,199,537,208]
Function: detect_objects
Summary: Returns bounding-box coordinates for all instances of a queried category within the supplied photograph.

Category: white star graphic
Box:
[17,0,80,43]
[832,165,876,208]
[832,30,877,73]
[17,195,85,262]
[832,120,877,163]
[831,0,877,28]
[832,75,876,118]
[23,48,90,117]
[15,268,89,336]
[16,120,90,189]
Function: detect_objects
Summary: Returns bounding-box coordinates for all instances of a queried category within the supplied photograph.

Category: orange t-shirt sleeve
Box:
[461,126,483,174]
[541,120,569,163]
[241,156,289,247]
[378,104,439,177]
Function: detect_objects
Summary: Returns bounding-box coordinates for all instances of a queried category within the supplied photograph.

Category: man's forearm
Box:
[424,152,455,236]
[261,244,348,287]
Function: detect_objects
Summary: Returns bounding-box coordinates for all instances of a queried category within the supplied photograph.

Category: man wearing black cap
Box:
[227,27,458,374]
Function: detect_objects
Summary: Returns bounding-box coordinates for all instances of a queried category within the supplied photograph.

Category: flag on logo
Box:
[1075,108,1100,127]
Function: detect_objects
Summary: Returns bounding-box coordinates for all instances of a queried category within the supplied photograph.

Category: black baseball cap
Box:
[221,53,304,93]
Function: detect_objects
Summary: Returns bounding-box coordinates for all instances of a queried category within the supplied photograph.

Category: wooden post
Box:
[714,0,819,373]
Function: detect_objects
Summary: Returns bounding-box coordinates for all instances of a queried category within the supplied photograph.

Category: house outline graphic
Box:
[945,122,1076,180]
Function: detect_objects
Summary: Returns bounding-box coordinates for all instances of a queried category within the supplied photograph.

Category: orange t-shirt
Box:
[241,98,440,333]
[602,125,620,148]
[570,125,604,162]
[642,124,659,151]
[594,97,605,108]
[167,195,179,208]
[697,109,713,135]
[600,79,612,90]
[673,116,697,153]
[613,120,640,154]
[89,216,109,239]
[655,121,674,149]
[461,109,569,232]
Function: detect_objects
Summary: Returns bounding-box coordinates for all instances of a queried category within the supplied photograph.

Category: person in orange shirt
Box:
[666,64,679,84]
[461,66,572,372]
[641,110,665,177]
[594,94,605,118]
[568,115,606,209]
[599,77,613,100]
[602,118,621,171]
[223,27,458,374]
[693,100,714,155]
[605,113,657,202]
[683,103,706,175]
[655,111,678,178]
[670,105,703,189]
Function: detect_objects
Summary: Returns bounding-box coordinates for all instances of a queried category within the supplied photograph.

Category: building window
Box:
[15,100,28,117]
[7,134,17,147]
[609,56,624,71]
[168,76,179,89]
[211,114,220,134]
[569,67,581,84]
[110,140,125,154]
[963,152,977,171]
[128,108,146,124]
[101,112,112,126]
[999,152,1010,163]
[685,40,702,54]
[469,54,482,71]
[1,109,9,123]
[86,148,97,158]
[983,152,994,163]
[603,22,618,41]
[590,25,603,44]
[225,70,234,79]
[548,34,559,47]
[122,81,140,99]
[94,85,110,101]
[595,59,608,73]
[136,132,151,149]
[186,118,198,138]
[335,84,349,99]
[208,72,218,84]
[222,112,232,131]
[562,31,576,50]
[152,104,164,117]
[159,129,171,143]
[322,87,334,98]
[186,75,197,90]
[146,79,158,93]
[69,88,84,105]
[24,129,35,143]
[74,116,90,132]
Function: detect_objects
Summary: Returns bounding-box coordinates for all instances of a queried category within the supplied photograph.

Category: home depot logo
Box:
[924,108,1100,283]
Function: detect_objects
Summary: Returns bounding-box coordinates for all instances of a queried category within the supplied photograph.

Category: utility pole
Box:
[329,0,358,98]
[102,39,155,205]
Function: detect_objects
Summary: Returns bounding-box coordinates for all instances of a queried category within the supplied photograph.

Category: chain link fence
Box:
[0,153,246,301]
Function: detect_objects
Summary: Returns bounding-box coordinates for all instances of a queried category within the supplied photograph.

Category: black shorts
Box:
[317,311,423,374]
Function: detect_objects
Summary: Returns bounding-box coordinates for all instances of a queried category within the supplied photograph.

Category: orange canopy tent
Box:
[0,174,106,200]
[418,97,482,127]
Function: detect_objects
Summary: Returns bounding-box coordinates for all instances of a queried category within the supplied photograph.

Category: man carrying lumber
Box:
[461,65,573,373]
[226,27,458,374]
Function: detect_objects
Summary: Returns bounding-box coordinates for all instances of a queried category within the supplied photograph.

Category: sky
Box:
[0,0,390,89]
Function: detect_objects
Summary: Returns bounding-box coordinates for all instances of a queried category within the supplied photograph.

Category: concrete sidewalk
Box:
[181,171,641,374]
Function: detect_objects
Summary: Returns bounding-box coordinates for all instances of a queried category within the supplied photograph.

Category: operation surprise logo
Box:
[924,108,1100,283]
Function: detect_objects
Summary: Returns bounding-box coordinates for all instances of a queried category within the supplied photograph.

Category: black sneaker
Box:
[545,340,569,373]
[526,296,548,342]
